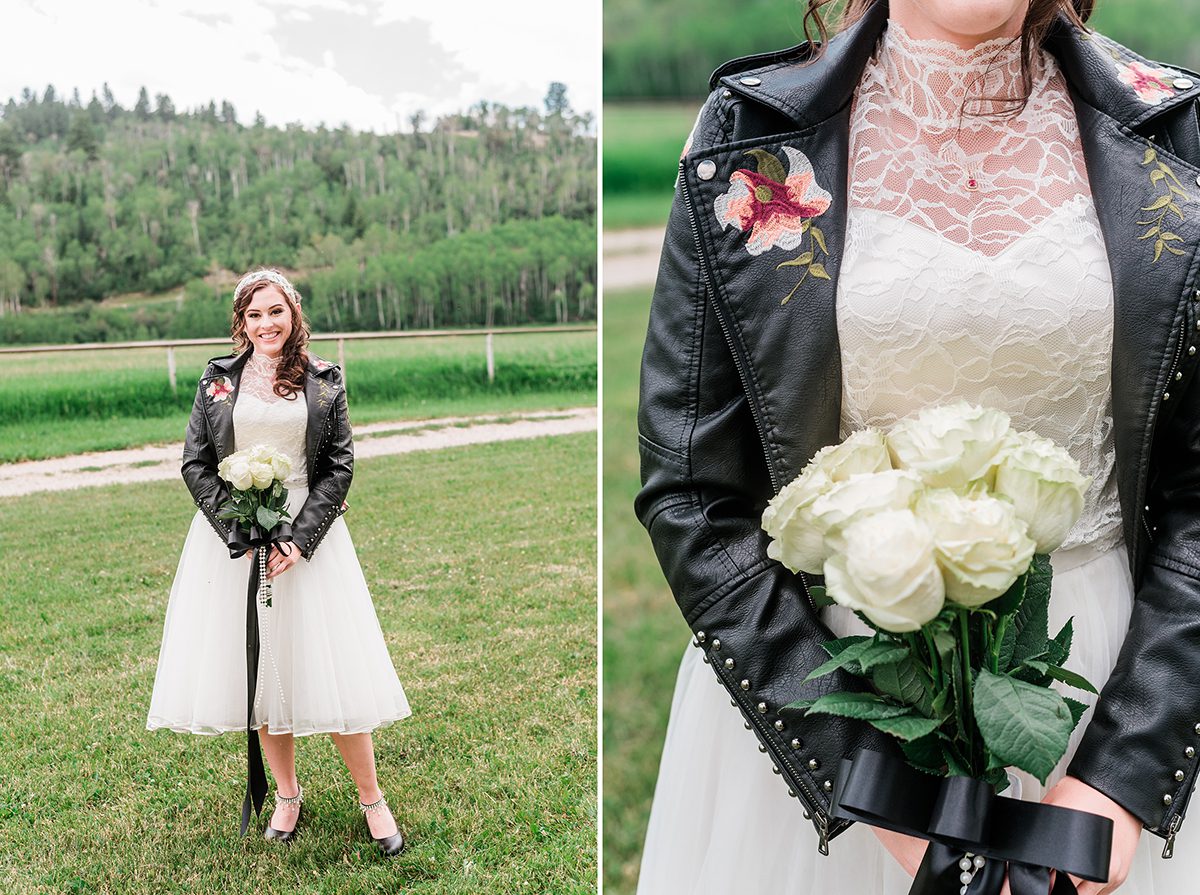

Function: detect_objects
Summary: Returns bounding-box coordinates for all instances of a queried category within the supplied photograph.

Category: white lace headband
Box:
[235,269,302,305]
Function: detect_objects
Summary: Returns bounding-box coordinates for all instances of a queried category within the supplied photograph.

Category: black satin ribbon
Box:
[830,748,1113,895]
[225,520,293,836]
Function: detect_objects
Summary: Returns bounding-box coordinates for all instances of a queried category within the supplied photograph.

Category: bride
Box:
[634,0,1200,892]
[147,268,410,855]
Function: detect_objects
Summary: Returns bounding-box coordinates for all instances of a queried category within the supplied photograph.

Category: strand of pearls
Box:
[959,852,986,893]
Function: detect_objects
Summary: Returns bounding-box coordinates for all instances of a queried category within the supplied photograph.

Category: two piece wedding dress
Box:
[147,352,410,737]
[636,21,1199,894]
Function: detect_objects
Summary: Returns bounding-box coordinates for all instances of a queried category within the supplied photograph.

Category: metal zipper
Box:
[678,159,831,838]
[1163,814,1181,858]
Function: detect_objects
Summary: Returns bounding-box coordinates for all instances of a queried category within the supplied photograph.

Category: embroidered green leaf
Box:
[1158,161,1184,187]
[743,149,786,185]
[777,251,814,268]
[1139,226,1161,239]
[811,226,828,254]
[802,218,812,233]
[1167,202,1184,220]
[1166,243,1186,256]
[1162,232,1183,241]
[1142,195,1172,211]
[809,263,831,280]
[1154,239,1165,262]
[1143,147,1157,165]
[1150,169,1166,184]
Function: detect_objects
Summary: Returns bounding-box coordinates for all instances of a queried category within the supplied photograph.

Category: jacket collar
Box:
[206,348,340,379]
[713,0,1200,132]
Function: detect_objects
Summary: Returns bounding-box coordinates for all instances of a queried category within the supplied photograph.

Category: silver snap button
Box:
[1195,173,1200,187]
[1174,77,1194,89]
[739,76,762,87]
[697,159,717,181]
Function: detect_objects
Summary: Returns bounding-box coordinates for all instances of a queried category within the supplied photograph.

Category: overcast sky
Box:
[5,0,599,133]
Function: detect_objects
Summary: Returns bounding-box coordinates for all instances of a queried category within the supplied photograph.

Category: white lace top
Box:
[232,352,310,489]
[836,20,1121,552]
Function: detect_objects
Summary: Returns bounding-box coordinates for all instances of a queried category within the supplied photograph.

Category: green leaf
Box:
[1167,202,1185,220]
[984,766,1011,793]
[1161,232,1183,241]
[867,714,942,741]
[1138,226,1161,240]
[973,669,1074,783]
[216,508,241,520]
[901,733,945,774]
[809,262,831,280]
[1154,240,1165,263]
[810,226,828,254]
[807,585,834,608]
[1166,243,1186,256]
[785,698,816,712]
[1047,618,1073,666]
[873,656,928,707]
[1064,696,1089,729]
[858,644,911,674]
[1150,169,1166,183]
[256,506,279,530]
[821,635,872,658]
[1000,557,1049,669]
[777,251,814,268]
[943,745,971,777]
[1143,147,1158,165]
[743,148,786,185]
[805,691,911,721]
[804,638,878,682]
[1141,195,1172,211]
[1024,661,1098,695]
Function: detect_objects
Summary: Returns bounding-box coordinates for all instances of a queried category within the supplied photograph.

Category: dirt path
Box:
[0,407,596,498]
[604,227,665,291]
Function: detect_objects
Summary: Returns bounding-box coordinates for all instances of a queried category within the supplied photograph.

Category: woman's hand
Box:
[872,826,930,878]
[265,541,300,579]
[998,775,1141,895]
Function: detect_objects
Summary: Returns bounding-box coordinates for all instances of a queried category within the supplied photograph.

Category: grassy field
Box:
[601,288,690,895]
[603,103,697,231]
[0,432,596,894]
[0,331,595,463]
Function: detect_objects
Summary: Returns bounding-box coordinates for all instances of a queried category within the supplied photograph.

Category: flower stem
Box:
[959,609,976,774]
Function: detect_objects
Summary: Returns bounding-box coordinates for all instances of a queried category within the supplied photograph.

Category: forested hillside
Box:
[0,83,596,342]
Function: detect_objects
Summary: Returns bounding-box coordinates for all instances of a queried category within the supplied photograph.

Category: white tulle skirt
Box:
[147,485,411,737]
[636,538,1200,894]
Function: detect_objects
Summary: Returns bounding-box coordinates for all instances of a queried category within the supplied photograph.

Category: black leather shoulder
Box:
[708,43,816,91]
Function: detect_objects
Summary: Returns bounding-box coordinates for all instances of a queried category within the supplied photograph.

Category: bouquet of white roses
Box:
[217,444,294,607]
[763,400,1095,789]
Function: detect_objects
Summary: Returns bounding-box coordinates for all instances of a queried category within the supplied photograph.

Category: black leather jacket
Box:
[636,0,1200,856]
[181,349,352,560]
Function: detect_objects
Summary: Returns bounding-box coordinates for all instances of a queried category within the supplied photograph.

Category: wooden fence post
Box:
[337,337,346,385]
[486,332,495,384]
[166,345,177,394]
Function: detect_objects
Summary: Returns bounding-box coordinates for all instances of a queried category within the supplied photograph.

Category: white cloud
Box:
[2,0,598,132]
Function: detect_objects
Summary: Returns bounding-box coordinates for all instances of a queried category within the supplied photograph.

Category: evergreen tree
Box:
[66,115,100,161]
[134,87,151,120]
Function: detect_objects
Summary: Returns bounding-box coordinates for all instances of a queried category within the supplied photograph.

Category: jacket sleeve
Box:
[1065,97,1200,849]
[633,95,902,850]
[290,370,352,560]
[180,368,232,542]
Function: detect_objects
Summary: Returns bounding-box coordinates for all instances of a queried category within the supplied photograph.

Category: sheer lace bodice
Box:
[836,20,1121,552]
[233,352,309,488]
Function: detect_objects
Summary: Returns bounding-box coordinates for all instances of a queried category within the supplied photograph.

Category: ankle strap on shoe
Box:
[360,795,388,815]
[275,784,303,806]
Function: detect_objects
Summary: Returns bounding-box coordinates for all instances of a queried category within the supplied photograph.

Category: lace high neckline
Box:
[876,19,1047,125]
[247,350,281,372]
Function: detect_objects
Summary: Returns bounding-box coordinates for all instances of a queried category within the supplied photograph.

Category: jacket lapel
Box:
[198,351,249,462]
[303,358,343,484]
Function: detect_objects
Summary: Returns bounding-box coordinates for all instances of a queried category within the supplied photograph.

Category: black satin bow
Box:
[830,748,1113,895]
[225,520,293,836]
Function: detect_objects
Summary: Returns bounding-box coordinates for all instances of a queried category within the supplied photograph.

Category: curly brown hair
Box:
[230,269,311,400]
[801,0,1094,118]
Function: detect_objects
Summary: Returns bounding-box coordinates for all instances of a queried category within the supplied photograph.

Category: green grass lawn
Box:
[603,103,698,231]
[601,288,690,895]
[0,433,596,895]
[0,332,595,463]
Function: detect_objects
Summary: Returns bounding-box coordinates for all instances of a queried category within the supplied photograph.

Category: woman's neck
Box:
[889,1,1026,48]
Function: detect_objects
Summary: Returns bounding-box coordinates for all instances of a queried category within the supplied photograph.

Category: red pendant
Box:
[966,177,979,191]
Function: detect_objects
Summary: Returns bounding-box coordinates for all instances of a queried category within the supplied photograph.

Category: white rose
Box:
[806,428,893,482]
[249,460,274,490]
[887,401,1011,490]
[812,469,925,555]
[762,466,835,575]
[225,456,253,491]
[248,443,272,463]
[915,489,1036,608]
[823,509,945,632]
[992,430,1092,553]
[269,452,292,482]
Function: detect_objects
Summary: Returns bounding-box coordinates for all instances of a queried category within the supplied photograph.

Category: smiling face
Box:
[242,284,294,358]
[891,0,1029,45]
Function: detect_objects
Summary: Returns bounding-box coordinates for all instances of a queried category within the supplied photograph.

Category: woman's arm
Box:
[180,367,232,541]
[290,370,353,560]
[634,92,901,849]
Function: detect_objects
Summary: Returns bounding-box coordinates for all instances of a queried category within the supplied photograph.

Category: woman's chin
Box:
[254,338,284,356]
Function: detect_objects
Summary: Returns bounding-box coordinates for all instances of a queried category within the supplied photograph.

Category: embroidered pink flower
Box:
[1117,60,1177,105]
[206,376,234,402]
[312,358,331,372]
[714,146,832,255]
